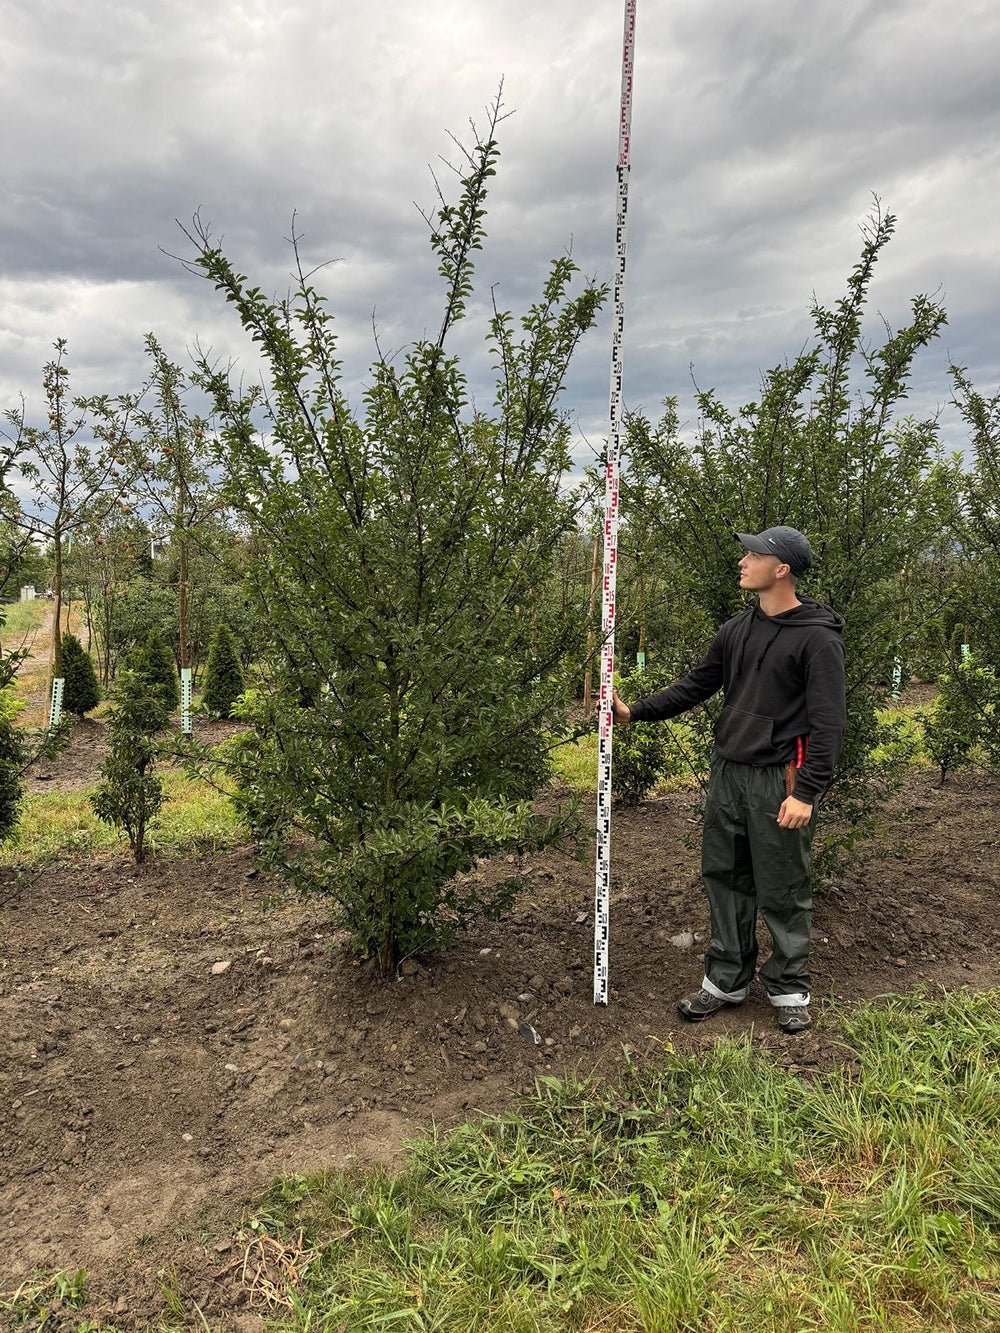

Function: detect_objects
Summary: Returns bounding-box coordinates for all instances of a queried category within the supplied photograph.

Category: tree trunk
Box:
[583,537,600,709]
[49,531,63,695]
[83,585,94,653]
[378,925,398,978]
[178,534,189,671]
[100,589,113,686]
[638,564,647,658]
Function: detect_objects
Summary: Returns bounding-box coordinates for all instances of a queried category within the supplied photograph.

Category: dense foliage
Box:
[609,666,696,806]
[90,671,167,863]
[189,105,604,972]
[922,644,997,785]
[60,632,101,717]
[202,622,244,718]
[127,628,179,713]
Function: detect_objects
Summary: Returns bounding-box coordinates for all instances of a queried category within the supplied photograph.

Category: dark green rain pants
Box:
[699,757,815,1007]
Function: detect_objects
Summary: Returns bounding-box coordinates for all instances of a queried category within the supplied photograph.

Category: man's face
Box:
[739,548,786,591]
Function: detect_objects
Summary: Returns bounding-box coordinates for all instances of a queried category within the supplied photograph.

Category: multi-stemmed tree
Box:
[64,512,154,682]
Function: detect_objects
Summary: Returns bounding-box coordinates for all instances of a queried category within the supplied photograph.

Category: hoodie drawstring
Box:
[735,610,784,676]
[734,609,756,677]
[754,626,783,672]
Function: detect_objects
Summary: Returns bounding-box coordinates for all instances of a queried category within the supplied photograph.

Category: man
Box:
[610,526,845,1035]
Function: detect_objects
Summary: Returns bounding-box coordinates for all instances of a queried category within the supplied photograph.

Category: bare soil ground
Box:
[1,721,998,1329]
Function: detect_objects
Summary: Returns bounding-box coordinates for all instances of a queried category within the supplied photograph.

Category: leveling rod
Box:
[594,0,637,1005]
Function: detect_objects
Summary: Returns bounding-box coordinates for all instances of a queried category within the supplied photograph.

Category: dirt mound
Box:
[1,768,998,1326]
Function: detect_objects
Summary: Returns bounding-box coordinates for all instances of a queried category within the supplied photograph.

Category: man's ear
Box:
[775,562,791,581]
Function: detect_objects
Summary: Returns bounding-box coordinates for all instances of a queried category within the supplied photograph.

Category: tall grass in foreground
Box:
[241,989,1000,1332]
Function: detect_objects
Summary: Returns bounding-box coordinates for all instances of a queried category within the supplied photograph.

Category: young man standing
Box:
[610,527,845,1034]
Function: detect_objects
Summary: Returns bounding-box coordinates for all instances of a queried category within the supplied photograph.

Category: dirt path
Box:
[1,766,998,1327]
[9,598,56,726]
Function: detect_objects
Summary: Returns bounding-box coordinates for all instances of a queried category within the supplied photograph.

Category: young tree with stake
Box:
[88,336,222,679]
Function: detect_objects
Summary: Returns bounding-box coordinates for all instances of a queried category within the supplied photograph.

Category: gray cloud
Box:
[1,0,997,472]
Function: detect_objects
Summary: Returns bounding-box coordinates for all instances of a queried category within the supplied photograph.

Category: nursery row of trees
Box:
[2,104,999,971]
[1,335,257,688]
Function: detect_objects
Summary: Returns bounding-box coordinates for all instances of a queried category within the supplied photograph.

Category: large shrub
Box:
[623,206,951,873]
[188,106,604,973]
[951,371,1000,700]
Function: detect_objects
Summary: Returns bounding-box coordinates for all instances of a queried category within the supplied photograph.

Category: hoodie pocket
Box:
[715,705,776,761]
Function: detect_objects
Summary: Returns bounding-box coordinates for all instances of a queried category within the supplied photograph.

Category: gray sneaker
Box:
[775,1005,811,1034]
[677,986,741,1022]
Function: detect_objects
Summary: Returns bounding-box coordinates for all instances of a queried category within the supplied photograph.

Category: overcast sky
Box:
[3,0,998,468]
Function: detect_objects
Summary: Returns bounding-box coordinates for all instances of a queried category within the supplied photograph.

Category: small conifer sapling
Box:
[202,623,244,718]
[60,632,101,716]
[90,671,168,863]
[129,628,179,712]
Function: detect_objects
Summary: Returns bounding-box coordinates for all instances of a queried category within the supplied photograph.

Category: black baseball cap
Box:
[736,526,813,576]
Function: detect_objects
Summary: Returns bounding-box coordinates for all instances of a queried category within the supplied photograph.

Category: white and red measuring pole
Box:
[594,0,637,1005]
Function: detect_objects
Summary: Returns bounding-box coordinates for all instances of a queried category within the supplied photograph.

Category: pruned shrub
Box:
[61,632,101,716]
[202,623,244,718]
[128,628,179,713]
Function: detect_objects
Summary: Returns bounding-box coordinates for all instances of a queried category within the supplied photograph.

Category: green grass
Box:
[222,988,1000,1331]
[10,993,1000,1330]
[554,702,938,793]
[0,769,241,867]
[552,721,705,795]
[551,730,600,791]
[0,598,49,641]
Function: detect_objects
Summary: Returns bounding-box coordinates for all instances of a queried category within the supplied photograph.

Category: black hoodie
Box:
[628,597,846,804]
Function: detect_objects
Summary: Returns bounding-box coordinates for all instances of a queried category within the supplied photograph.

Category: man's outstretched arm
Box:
[625,627,726,723]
